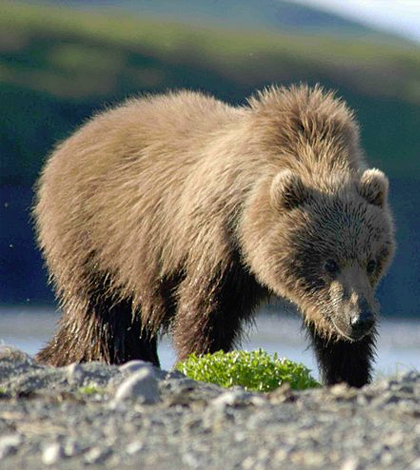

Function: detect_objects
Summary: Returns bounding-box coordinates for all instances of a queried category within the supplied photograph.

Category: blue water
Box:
[0,308,418,379]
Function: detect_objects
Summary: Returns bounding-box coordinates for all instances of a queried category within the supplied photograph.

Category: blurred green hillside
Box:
[1,1,420,185]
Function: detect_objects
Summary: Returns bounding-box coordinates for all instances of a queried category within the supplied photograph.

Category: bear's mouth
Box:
[331,319,358,342]
[331,317,374,342]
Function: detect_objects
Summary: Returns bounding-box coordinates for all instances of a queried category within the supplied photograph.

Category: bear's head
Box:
[242,168,395,341]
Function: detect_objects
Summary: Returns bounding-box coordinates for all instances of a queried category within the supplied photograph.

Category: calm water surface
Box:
[0,308,418,379]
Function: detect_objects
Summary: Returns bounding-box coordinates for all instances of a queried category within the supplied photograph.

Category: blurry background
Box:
[0,0,419,371]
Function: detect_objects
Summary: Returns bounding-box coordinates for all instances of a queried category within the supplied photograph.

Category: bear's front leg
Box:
[308,325,376,387]
[172,288,246,362]
[172,263,265,362]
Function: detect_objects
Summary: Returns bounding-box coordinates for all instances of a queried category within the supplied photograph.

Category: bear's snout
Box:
[330,288,377,341]
[349,307,375,340]
[332,302,376,341]
[329,267,378,341]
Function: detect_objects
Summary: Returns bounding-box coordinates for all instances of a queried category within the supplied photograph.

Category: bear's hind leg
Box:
[308,324,376,387]
[36,299,159,367]
[36,273,160,367]
[85,293,160,366]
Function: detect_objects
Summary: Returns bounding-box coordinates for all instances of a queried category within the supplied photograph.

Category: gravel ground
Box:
[0,346,419,470]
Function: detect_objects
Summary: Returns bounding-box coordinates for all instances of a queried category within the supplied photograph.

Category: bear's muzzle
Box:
[349,303,376,340]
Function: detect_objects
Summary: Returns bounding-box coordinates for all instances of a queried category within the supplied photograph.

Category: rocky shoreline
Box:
[0,346,419,470]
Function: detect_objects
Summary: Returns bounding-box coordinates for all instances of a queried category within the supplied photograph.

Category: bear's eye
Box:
[366,259,377,275]
[324,259,339,276]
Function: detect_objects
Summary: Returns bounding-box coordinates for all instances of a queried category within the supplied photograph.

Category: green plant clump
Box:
[177,349,320,392]
[77,385,104,396]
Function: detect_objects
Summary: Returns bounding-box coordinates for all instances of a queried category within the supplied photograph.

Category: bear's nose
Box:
[350,310,375,338]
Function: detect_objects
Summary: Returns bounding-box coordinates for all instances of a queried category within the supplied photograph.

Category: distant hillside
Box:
[1,1,420,186]
[26,0,409,43]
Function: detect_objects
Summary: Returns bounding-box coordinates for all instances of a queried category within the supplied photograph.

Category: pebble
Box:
[182,451,202,469]
[42,442,64,465]
[63,439,82,458]
[329,383,350,396]
[125,441,144,455]
[0,434,22,459]
[113,366,160,404]
[66,363,85,385]
[340,458,360,470]
[400,371,420,383]
[210,389,252,409]
[84,446,111,464]
[119,360,151,374]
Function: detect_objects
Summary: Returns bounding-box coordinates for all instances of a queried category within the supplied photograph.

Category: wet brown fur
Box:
[34,85,395,386]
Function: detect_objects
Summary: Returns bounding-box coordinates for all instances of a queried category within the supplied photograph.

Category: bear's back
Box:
[34,91,247,294]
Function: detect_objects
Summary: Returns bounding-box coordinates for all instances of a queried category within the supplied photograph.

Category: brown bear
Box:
[34,84,395,387]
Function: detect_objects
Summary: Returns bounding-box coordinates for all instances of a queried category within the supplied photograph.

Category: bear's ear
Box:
[270,170,309,211]
[359,169,389,207]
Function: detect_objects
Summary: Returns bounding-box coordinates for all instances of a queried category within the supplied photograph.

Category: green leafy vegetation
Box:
[177,350,320,392]
[77,385,105,396]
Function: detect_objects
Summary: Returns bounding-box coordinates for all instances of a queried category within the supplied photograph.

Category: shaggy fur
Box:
[34,85,395,386]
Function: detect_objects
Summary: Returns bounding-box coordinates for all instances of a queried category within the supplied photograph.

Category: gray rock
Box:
[65,362,85,385]
[410,457,420,470]
[84,446,112,465]
[399,371,420,383]
[63,439,82,458]
[125,441,144,455]
[119,360,151,374]
[0,434,23,459]
[164,369,186,380]
[113,366,160,404]
[0,346,42,385]
[210,389,253,410]
[42,442,64,466]
[340,458,360,470]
